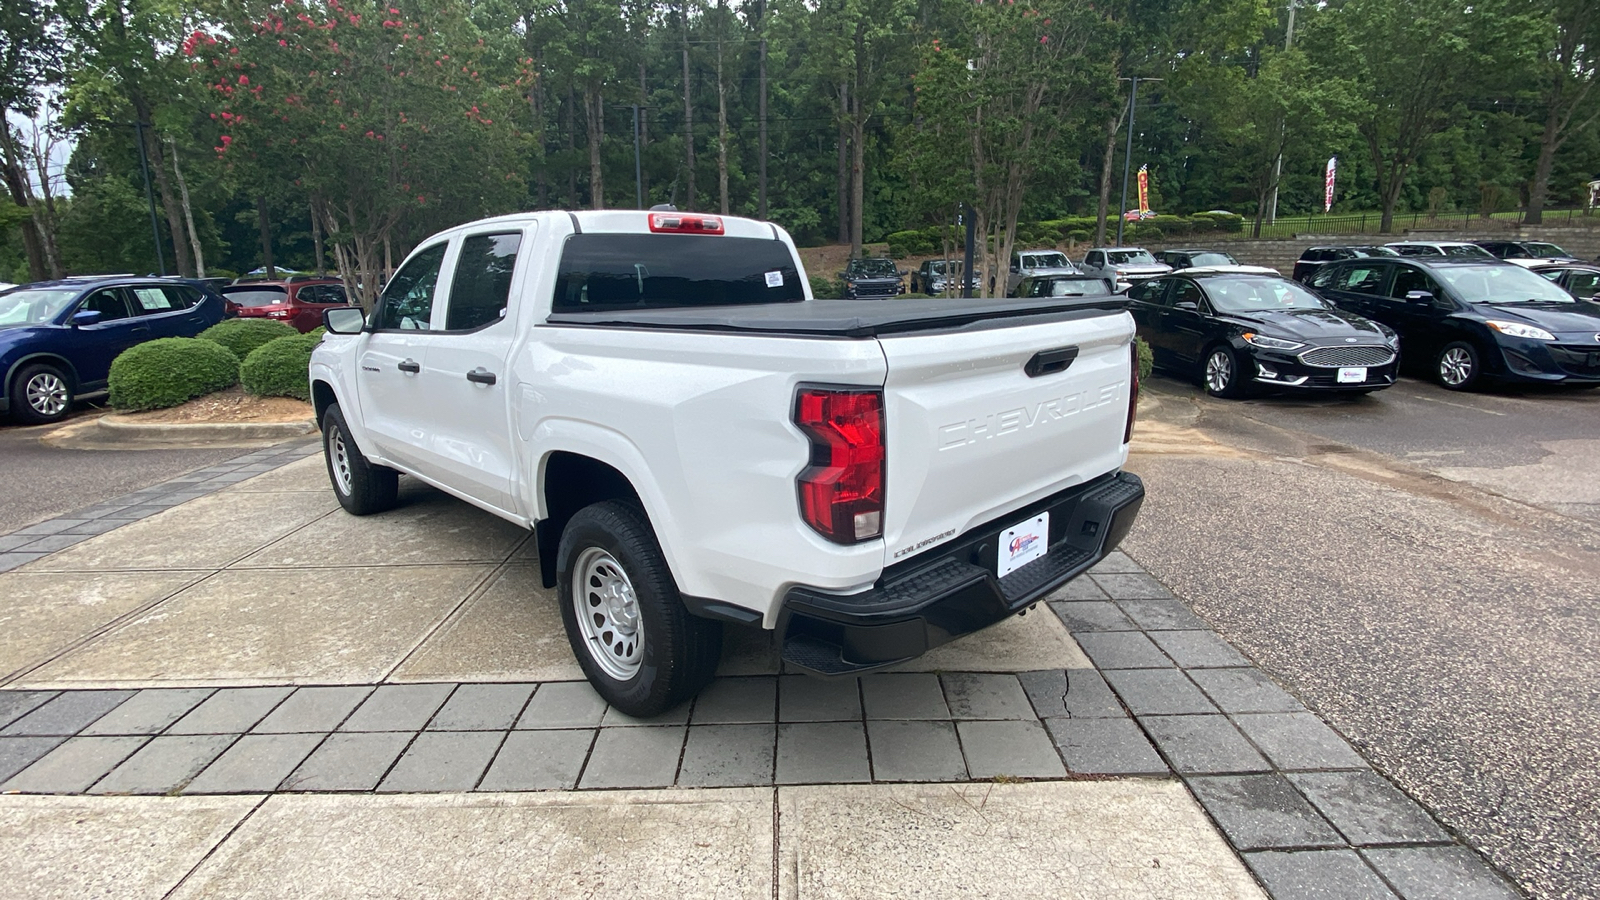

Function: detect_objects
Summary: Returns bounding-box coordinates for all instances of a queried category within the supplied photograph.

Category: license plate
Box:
[998,513,1049,578]
[1337,367,1367,384]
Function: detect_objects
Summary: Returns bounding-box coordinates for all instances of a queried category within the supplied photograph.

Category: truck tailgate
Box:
[878,311,1135,564]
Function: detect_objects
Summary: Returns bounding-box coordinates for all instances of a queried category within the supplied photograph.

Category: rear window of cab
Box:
[554,234,804,311]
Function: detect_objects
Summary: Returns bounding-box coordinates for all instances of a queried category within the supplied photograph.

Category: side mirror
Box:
[1404,290,1434,305]
[71,310,103,327]
[1175,301,1200,311]
[324,306,366,334]
[899,269,909,277]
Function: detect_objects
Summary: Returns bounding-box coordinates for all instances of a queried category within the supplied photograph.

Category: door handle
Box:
[466,367,497,386]
[1024,346,1080,378]
[397,359,420,374]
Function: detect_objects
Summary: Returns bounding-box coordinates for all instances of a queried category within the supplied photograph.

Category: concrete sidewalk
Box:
[0,445,1518,899]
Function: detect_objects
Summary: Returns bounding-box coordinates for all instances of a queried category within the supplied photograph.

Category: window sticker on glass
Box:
[765,270,784,288]
[133,288,173,311]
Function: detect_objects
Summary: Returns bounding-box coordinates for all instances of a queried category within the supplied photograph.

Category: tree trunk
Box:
[0,126,48,281]
[758,39,768,221]
[638,63,650,202]
[133,101,194,277]
[311,199,326,276]
[682,46,695,210]
[585,86,606,209]
[532,52,548,208]
[167,138,205,277]
[849,25,865,259]
[1095,111,1123,246]
[1524,105,1561,226]
[836,83,850,245]
[716,26,729,215]
[565,84,577,206]
[257,196,275,278]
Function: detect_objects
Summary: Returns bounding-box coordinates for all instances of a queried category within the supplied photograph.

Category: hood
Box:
[1023,265,1081,278]
[1475,300,1600,334]
[1223,308,1391,342]
[1112,263,1173,276]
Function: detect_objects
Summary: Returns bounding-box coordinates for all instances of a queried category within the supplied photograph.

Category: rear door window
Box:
[129,286,177,314]
[376,243,449,330]
[1564,271,1600,300]
[553,234,803,311]
[1332,264,1390,296]
[445,232,522,330]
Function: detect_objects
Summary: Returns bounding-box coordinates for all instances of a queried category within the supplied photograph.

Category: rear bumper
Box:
[779,471,1145,676]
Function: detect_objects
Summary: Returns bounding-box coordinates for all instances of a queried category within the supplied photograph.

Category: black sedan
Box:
[1128,268,1399,398]
[1307,256,1600,390]
[1527,262,1600,302]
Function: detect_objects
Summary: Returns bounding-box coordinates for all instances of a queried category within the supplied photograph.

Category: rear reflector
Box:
[1124,342,1139,444]
[794,387,885,544]
[649,213,724,234]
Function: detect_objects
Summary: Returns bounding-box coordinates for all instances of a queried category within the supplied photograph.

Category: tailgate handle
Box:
[1025,346,1080,378]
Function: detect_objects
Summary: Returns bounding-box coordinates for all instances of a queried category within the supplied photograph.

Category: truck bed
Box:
[543,296,1128,339]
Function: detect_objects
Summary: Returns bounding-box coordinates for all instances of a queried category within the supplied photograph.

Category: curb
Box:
[79,414,316,445]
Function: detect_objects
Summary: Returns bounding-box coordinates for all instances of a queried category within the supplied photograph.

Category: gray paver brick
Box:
[0,535,39,552]
[340,683,455,732]
[515,682,608,729]
[779,675,861,722]
[1018,669,1125,719]
[283,732,414,791]
[0,736,68,783]
[578,726,685,789]
[689,676,777,725]
[254,686,373,733]
[2,736,148,793]
[1088,550,1143,574]
[1115,597,1207,629]
[81,689,214,736]
[1044,578,1110,602]
[1234,713,1369,772]
[0,691,58,730]
[866,720,967,782]
[957,720,1066,779]
[1191,667,1305,714]
[678,724,776,787]
[18,534,88,553]
[167,687,293,735]
[1091,573,1175,600]
[61,519,127,537]
[1361,847,1521,900]
[1,691,135,736]
[1142,715,1269,774]
[0,552,49,573]
[1045,717,1167,775]
[184,733,324,794]
[1049,600,1135,631]
[1291,771,1451,846]
[1072,631,1174,669]
[1148,630,1252,668]
[1245,850,1399,900]
[776,722,870,784]
[861,674,950,720]
[429,683,536,731]
[601,701,691,727]
[1103,669,1218,716]
[1187,774,1344,851]
[477,729,594,791]
[940,673,1033,720]
[14,518,89,536]
[90,734,237,795]
[378,731,504,792]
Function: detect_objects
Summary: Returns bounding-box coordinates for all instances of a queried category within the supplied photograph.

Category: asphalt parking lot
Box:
[1128,374,1600,900]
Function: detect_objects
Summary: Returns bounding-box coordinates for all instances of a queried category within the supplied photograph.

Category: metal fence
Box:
[1248,207,1596,241]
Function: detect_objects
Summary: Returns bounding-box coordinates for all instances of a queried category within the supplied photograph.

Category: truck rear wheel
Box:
[322,403,399,515]
[557,500,721,717]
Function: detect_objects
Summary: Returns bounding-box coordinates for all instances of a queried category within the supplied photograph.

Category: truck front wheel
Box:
[557,501,721,717]
[322,403,400,515]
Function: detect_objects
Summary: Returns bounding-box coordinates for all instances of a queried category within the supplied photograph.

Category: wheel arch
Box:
[6,352,83,396]
[310,378,339,431]
[535,451,647,589]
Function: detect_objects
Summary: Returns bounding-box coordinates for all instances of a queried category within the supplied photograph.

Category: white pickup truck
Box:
[310,210,1144,716]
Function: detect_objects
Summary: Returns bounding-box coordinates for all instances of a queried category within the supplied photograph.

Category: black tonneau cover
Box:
[543,295,1127,339]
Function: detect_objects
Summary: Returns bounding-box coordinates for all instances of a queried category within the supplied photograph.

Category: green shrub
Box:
[199,318,298,361]
[809,274,840,299]
[1135,337,1154,383]
[241,332,320,401]
[108,338,240,411]
[1067,229,1091,242]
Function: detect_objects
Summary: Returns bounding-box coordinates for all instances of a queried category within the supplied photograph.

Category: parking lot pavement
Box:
[0,447,1524,899]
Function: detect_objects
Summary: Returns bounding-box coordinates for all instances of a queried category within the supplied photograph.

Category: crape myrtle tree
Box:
[193,0,528,305]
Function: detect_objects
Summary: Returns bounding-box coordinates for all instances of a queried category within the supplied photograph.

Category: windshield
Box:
[221,287,289,307]
[1022,252,1071,269]
[1189,252,1236,267]
[1432,265,1576,304]
[1522,243,1569,259]
[1107,249,1156,266]
[1442,244,1494,259]
[1030,277,1107,297]
[0,289,80,328]
[554,234,804,310]
[1205,277,1328,312]
[847,259,897,277]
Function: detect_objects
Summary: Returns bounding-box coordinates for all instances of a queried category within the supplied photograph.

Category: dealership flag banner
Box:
[1325,156,1337,212]
[1138,164,1150,215]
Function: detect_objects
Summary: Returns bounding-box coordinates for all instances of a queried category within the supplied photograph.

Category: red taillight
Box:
[795,387,884,544]
[649,213,724,234]
[1124,343,1140,444]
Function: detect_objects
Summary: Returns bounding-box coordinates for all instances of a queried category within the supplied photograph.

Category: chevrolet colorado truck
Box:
[310,210,1145,715]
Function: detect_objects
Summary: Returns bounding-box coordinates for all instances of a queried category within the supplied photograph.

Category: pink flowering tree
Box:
[193,0,528,304]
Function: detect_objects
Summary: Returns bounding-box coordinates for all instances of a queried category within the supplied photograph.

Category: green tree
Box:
[1,0,64,280]
[1525,0,1600,223]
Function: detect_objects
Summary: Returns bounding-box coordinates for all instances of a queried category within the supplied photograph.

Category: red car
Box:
[220,277,353,333]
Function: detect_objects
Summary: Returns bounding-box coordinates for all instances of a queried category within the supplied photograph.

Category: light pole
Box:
[131,121,167,276]
[1266,0,1299,225]
[1115,77,1161,246]
[613,104,652,208]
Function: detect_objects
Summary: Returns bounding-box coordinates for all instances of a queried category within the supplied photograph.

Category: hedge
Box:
[1135,337,1153,383]
[808,274,840,299]
[108,338,241,411]
[241,332,322,401]
[199,318,298,361]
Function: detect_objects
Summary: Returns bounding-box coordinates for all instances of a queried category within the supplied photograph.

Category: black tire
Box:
[1201,345,1247,399]
[557,500,722,717]
[322,403,399,515]
[1435,341,1481,391]
[10,362,73,425]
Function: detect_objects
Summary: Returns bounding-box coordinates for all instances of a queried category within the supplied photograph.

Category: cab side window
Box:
[79,289,131,321]
[1170,280,1205,309]
[376,243,449,331]
[1086,251,1103,267]
[1388,267,1443,302]
[445,232,522,331]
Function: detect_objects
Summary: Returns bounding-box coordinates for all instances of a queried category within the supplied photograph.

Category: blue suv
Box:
[0,277,226,424]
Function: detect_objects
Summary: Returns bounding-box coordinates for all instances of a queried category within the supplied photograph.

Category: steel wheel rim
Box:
[329,429,354,495]
[25,373,67,417]
[1440,348,1473,386]
[1205,351,1233,393]
[573,546,643,680]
